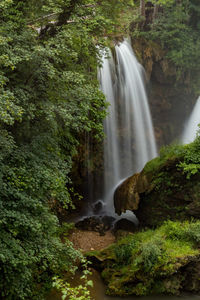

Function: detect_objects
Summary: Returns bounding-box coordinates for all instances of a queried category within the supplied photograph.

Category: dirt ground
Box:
[68,229,116,252]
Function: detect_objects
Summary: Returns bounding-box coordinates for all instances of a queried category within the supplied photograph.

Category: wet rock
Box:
[92,200,105,214]
[114,171,153,216]
[101,216,116,230]
[113,218,137,233]
[114,154,200,227]
[75,216,115,235]
[183,260,200,292]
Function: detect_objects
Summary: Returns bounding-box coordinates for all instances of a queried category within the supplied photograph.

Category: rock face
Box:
[114,173,151,215]
[132,38,197,147]
[114,154,200,227]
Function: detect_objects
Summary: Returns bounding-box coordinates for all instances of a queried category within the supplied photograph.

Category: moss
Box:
[143,143,185,176]
[88,220,200,296]
[135,138,200,227]
[115,138,200,225]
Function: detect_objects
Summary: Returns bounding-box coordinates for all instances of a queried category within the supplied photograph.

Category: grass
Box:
[89,220,200,296]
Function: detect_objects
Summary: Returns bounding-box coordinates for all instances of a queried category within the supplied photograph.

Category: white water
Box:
[98,49,120,202]
[182,97,200,144]
[98,40,157,217]
[116,40,157,173]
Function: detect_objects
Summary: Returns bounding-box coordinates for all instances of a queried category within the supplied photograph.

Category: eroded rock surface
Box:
[114,155,200,227]
[114,172,152,215]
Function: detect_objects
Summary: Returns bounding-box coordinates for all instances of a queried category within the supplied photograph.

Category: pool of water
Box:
[47,269,200,300]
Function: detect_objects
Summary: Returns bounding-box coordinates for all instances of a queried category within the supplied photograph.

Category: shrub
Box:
[114,240,135,265]
[140,240,162,271]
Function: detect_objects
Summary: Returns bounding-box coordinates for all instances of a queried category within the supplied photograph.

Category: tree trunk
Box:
[140,0,145,17]
[153,4,159,21]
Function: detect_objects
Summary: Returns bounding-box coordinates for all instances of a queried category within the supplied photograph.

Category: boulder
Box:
[75,216,115,235]
[113,218,137,233]
[114,172,153,215]
[114,154,200,227]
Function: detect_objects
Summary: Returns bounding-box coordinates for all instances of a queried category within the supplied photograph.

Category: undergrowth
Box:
[95,220,200,296]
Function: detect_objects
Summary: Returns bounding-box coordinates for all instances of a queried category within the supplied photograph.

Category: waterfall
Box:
[116,40,157,174]
[97,40,157,217]
[98,49,120,200]
[182,97,200,144]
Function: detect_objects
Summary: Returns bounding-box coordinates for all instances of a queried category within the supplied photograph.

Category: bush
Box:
[114,240,135,265]
[185,222,200,244]
[140,241,162,271]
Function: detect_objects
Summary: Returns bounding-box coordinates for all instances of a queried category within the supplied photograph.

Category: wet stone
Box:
[75,216,115,235]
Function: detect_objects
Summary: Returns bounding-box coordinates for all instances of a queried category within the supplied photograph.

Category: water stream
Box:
[48,270,200,300]
[182,96,200,144]
[97,39,157,217]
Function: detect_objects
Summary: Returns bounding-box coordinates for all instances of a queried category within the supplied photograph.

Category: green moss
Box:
[143,143,185,175]
[136,136,200,226]
[144,136,200,181]
[89,220,200,296]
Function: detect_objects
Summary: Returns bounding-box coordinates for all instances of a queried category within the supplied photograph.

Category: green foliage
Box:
[58,222,75,237]
[151,0,175,5]
[53,258,93,300]
[163,220,200,244]
[144,133,200,181]
[114,240,135,265]
[131,0,200,86]
[149,2,200,71]
[96,220,200,296]
[0,0,131,298]
[140,240,162,272]
[143,143,184,174]
[178,133,200,178]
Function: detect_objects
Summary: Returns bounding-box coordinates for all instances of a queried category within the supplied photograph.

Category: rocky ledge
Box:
[87,220,200,296]
[114,142,200,227]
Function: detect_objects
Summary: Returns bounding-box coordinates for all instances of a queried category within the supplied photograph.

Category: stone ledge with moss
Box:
[87,220,200,296]
[114,135,200,227]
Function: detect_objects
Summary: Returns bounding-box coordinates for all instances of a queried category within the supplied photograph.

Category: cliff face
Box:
[132,38,197,148]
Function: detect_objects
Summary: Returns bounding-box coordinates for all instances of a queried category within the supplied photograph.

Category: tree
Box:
[0,0,131,298]
[140,0,146,17]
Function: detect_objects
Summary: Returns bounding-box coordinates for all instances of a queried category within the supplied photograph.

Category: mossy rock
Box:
[87,220,200,296]
[114,141,200,227]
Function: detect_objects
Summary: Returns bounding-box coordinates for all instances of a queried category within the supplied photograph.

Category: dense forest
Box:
[1,0,200,299]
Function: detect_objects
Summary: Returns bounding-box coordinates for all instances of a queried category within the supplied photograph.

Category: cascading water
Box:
[98,49,120,206]
[182,97,200,144]
[116,41,157,173]
[97,40,157,217]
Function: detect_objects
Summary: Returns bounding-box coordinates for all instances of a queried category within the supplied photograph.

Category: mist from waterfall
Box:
[98,40,157,216]
[182,97,200,144]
